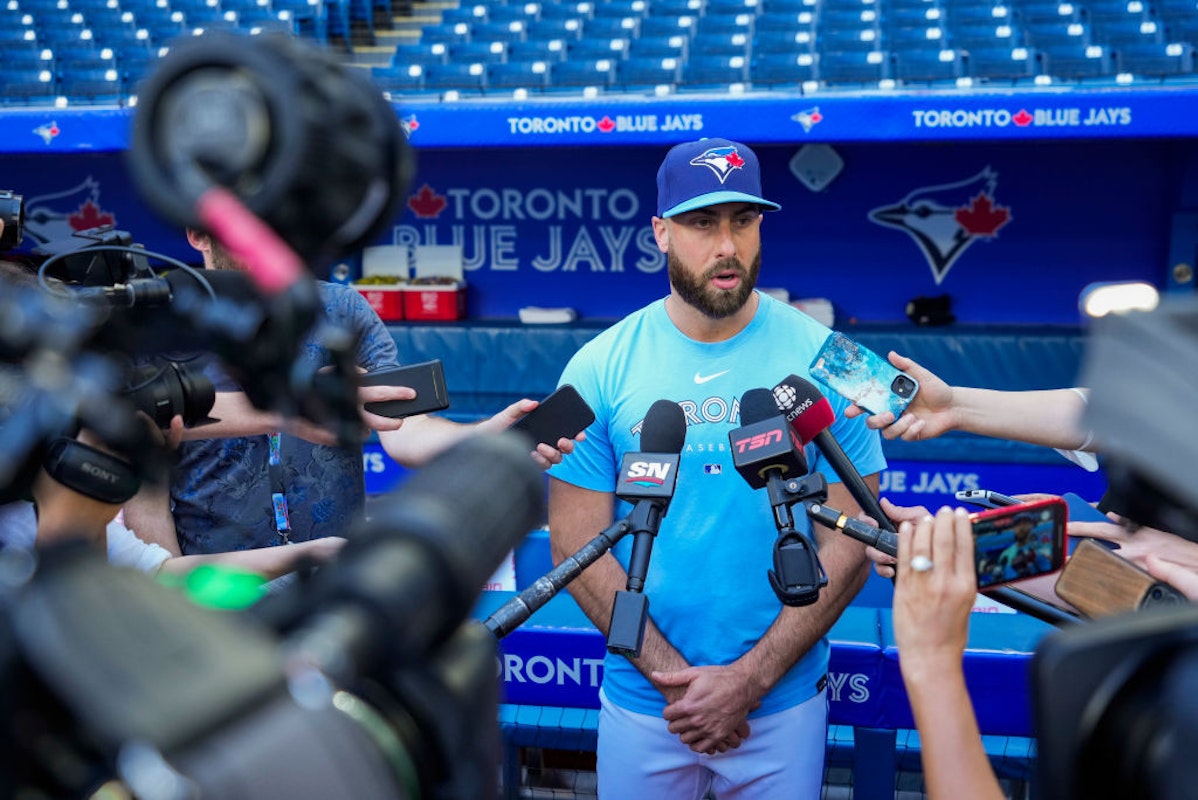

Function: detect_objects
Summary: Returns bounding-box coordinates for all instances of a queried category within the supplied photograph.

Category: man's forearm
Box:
[731,530,870,696]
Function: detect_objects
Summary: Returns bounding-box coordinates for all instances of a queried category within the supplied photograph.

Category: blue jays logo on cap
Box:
[657,137,782,219]
[690,145,747,184]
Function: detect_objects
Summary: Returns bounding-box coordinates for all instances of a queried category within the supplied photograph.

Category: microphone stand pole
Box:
[483,518,632,639]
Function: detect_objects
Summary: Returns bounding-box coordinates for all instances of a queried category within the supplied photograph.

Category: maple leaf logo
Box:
[400,115,420,138]
[725,151,745,168]
[34,121,60,144]
[955,193,1011,237]
[69,199,114,231]
[597,116,615,133]
[408,183,447,219]
[1013,109,1033,126]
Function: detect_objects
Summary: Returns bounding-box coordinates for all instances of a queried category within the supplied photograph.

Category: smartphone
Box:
[510,384,596,447]
[971,497,1068,589]
[1054,539,1186,618]
[956,489,1022,509]
[808,332,919,418]
[361,360,450,418]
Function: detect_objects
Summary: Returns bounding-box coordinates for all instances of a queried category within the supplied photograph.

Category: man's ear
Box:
[185,228,209,251]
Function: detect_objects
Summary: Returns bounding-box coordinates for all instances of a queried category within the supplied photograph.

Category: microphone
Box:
[773,374,896,534]
[729,388,827,607]
[607,399,686,657]
[730,388,808,491]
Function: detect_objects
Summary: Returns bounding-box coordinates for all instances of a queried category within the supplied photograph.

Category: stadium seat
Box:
[508,38,568,61]
[1040,42,1114,79]
[627,33,689,59]
[422,61,487,92]
[371,63,429,93]
[817,25,884,52]
[637,14,697,38]
[1012,0,1081,24]
[567,36,630,60]
[690,30,751,57]
[470,19,528,43]
[817,48,892,85]
[1091,16,1166,46]
[893,46,964,83]
[704,0,757,14]
[679,53,748,88]
[525,17,585,40]
[440,4,489,25]
[391,41,450,68]
[753,28,817,54]
[449,39,509,63]
[419,21,470,44]
[485,59,550,91]
[962,44,1042,81]
[1023,19,1093,48]
[948,22,1026,48]
[750,50,817,87]
[754,11,816,36]
[539,0,597,20]
[1115,41,1196,77]
[547,57,614,90]
[57,66,124,104]
[613,55,679,90]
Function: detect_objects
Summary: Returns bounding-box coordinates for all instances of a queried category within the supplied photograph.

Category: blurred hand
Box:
[893,507,977,679]
[844,352,957,442]
[483,398,586,470]
[866,497,931,579]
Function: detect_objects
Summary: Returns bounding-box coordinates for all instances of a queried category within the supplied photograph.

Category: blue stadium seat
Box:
[694,11,754,35]
[690,30,750,57]
[817,25,884,52]
[419,21,470,44]
[1023,19,1093,48]
[392,41,450,67]
[1012,0,1081,24]
[487,3,539,25]
[1040,41,1114,78]
[679,53,748,88]
[887,25,948,50]
[1091,16,1165,46]
[449,39,510,63]
[589,0,645,20]
[753,28,817,54]
[540,0,597,20]
[880,5,943,30]
[963,44,1042,81]
[893,46,964,83]
[627,33,689,58]
[750,50,817,86]
[440,4,489,25]
[637,14,698,38]
[567,36,630,59]
[470,19,528,42]
[1115,41,1196,76]
[371,63,428,93]
[508,38,568,61]
[486,59,550,91]
[582,15,641,38]
[649,0,704,15]
[614,55,680,90]
[948,22,1026,48]
[944,3,1014,27]
[422,61,487,92]
[704,0,758,14]
[1,74,59,106]
[525,16,585,39]
[757,0,812,13]
[547,57,615,89]
[817,48,892,84]
[754,11,815,35]
[57,66,123,104]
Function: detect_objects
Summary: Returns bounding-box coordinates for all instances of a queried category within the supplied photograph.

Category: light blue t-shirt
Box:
[549,292,887,718]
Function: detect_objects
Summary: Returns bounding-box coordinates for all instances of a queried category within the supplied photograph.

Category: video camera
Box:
[1,28,563,800]
[1033,296,1198,800]
[0,432,545,800]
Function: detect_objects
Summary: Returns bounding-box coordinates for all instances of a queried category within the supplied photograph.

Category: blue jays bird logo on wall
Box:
[690,146,746,184]
[868,167,1012,285]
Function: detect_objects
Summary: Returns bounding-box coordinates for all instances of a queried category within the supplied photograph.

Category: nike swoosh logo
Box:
[694,369,731,384]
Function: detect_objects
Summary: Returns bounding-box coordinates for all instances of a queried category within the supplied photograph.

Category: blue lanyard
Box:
[268,432,291,543]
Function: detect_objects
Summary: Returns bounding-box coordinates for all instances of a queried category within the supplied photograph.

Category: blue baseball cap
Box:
[656,138,782,218]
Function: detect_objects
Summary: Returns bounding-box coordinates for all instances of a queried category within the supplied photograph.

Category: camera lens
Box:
[891,375,916,398]
[125,360,216,429]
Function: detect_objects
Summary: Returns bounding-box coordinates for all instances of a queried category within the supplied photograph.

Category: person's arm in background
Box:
[649,477,875,755]
[845,352,1091,451]
[160,535,347,579]
[378,399,581,470]
[893,506,1005,800]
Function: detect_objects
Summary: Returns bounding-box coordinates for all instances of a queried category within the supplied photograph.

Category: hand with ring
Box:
[893,506,979,680]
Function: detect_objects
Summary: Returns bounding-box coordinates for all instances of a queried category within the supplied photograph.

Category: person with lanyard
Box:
[123,229,580,557]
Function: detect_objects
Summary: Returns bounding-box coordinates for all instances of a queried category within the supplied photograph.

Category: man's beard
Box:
[208,240,241,271]
[668,249,761,319]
